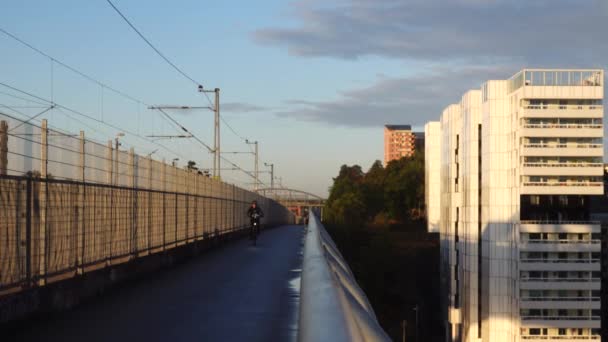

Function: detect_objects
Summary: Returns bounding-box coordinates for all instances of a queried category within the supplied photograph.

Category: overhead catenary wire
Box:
[0,81,187,160]
[105,0,202,88]
[1,23,265,187]
[0,27,148,106]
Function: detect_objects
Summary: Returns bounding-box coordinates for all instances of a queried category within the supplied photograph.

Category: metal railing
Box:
[521,335,600,340]
[521,297,600,302]
[523,239,601,244]
[520,220,601,225]
[521,278,600,282]
[520,259,600,264]
[523,143,603,148]
[525,104,603,111]
[299,211,390,342]
[522,182,603,187]
[522,162,603,168]
[523,124,603,129]
[521,316,600,321]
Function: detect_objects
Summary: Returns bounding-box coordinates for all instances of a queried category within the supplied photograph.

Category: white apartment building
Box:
[425,69,603,342]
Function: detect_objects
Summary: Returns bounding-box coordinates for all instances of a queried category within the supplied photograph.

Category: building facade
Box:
[425,69,604,342]
[384,125,422,164]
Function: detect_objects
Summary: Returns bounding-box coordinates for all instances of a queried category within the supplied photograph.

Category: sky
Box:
[1,0,608,197]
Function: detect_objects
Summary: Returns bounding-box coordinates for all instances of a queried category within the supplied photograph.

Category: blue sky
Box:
[1,0,607,196]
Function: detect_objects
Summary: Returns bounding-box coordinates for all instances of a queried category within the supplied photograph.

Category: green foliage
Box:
[324,151,425,225]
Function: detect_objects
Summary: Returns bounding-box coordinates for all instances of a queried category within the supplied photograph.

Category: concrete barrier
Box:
[298,212,391,342]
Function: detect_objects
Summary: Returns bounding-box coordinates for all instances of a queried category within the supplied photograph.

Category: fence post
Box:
[162,158,166,251]
[129,147,136,257]
[0,120,7,175]
[147,156,152,254]
[106,140,112,265]
[77,130,85,274]
[38,119,48,285]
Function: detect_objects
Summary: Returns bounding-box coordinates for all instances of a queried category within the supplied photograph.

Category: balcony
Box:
[520,258,601,272]
[520,297,601,310]
[522,104,604,118]
[521,335,600,341]
[520,316,601,329]
[520,259,600,264]
[521,124,603,138]
[520,239,602,252]
[521,181,603,195]
[521,163,604,177]
[520,278,601,291]
[521,144,603,157]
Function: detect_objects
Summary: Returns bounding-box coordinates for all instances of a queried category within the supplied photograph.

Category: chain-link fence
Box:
[0,113,294,295]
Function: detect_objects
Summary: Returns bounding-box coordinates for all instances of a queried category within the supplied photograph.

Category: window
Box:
[529,328,541,336]
[530,195,540,206]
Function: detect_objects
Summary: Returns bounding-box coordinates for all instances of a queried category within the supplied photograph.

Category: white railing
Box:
[521,335,600,340]
[521,278,601,282]
[522,162,603,168]
[523,143,603,148]
[299,211,391,342]
[522,182,603,187]
[520,220,601,225]
[522,239,602,244]
[524,239,601,244]
[521,297,600,301]
[521,316,600,321]
[520,259,600,264]
[525,104,603,111]
[523,124,603,129]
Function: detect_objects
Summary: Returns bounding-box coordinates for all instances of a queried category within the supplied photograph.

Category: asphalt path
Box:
[5,225,304,342]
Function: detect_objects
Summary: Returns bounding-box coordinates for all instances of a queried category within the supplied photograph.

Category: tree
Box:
[325,165,366,224]
[361,160,386,222]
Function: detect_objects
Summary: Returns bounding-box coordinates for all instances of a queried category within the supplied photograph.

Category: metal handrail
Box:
[523,143,603,148]
[521,335,600,340]
[523,124,602,129]
[523,239,601,244]
[520,259,600,264]
[522,162,603,168]
[521,297,600,301]
[521,316,600,321]
[525,104,603,110]
[522,182,603,187]
[299,211,391,342]
[521,278,600,282]
[520,220,601,224]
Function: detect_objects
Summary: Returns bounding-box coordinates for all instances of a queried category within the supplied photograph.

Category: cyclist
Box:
[247,200,264,240]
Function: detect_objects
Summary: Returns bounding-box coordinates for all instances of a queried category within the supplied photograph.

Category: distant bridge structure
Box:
[255,187,326,222]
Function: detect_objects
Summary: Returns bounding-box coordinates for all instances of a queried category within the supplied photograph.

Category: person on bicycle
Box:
[247,200,264,239]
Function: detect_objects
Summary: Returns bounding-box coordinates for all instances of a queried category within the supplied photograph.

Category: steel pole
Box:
[214,88,221,179]
[270,164,274,189]
[254,141,259,191]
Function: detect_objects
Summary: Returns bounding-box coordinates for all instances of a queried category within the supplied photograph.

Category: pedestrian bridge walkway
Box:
[5,225,303,342]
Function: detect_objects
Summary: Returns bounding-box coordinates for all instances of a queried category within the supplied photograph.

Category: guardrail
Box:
[299,212,390,342]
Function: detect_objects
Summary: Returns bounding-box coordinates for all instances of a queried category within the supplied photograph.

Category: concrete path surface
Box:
[5,225,304,342]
